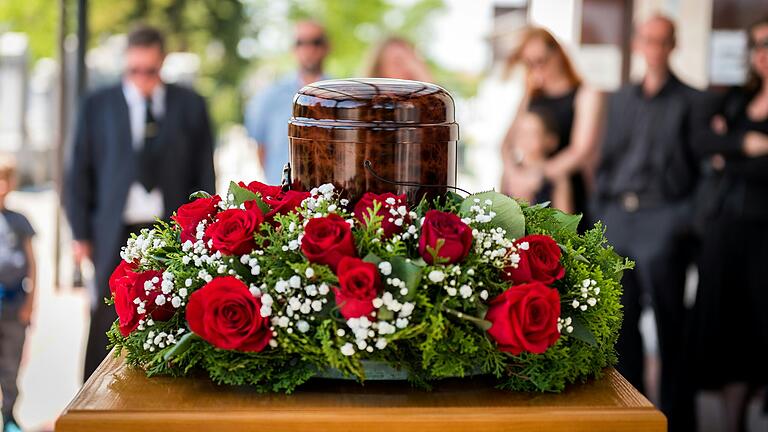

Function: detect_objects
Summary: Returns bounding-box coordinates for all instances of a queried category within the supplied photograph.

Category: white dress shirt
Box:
[122,81,166,225]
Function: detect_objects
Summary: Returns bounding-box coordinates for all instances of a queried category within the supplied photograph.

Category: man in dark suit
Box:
[591,15,701,432]
[64,25,215,380]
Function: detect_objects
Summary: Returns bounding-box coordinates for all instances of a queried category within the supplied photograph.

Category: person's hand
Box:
[743,131,768,157]
[18,297,33,325]
[711,115,728,135]
[505,165,544,202]
[73,240,93,264]
[710,154,726,171]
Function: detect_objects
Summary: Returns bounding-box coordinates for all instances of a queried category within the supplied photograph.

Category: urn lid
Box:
[289,78,458,142]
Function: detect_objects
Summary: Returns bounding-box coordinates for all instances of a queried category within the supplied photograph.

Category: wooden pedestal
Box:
[56,350,665,432]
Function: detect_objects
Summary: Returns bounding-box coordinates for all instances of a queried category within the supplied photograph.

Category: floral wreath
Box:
[108,181,630,393]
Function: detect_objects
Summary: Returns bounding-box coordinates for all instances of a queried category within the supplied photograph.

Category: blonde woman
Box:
[365,36,433,82]
[501,27,603,222]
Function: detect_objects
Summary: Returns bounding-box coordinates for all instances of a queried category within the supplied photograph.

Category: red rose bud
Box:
[333,257,381,319]
[205,204,264,255]
[502,235,564,285]
[418,209,473,265]
[265,190,310,220]
[238,180,283,203]
[173,196,221,243]
[113,268,174,336]
[486,282,561,355]
[354,192,409,238]
[239,181,309,221]
[301,213,357,271]
[186,276,271,352]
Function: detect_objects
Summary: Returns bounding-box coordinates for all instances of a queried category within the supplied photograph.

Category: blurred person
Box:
[364,36,433,82]
[500,27,603,226]
[592,15,702,431]
[245,20,330,185]
[64,25,215,380]
[0,154,36,432]
[690,16,768,432]
[507,107,573,213]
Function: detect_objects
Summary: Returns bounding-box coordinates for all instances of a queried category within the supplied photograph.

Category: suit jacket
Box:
[595,74,703,205]
[64,83,215,284]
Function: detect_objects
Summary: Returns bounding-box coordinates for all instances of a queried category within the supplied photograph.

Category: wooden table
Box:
[55,351,665,432]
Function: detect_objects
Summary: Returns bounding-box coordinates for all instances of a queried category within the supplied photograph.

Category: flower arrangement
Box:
[107,181,630,393]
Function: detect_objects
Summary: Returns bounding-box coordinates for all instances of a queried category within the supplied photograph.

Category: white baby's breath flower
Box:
[427,270,445,283]
[340,343,355,356]
[378,261,392,276]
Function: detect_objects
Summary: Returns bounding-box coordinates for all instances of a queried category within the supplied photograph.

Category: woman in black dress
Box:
[501,27,604,224]
[691,16,768,432]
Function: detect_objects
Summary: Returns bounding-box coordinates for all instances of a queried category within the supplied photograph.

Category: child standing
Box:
[0,154,36,432]
[504,108,574,213]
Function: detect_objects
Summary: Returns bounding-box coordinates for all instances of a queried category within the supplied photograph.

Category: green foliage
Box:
[460,191,525,239]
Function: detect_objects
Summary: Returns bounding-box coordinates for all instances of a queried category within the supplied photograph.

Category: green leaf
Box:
[365,254,422,301]
[444,191,465,207]
[569,316,597,347]
[443,307,492,331]
[550,210,582,234]
[189,190,212,200]
[377,308,395,320]
[388,256,423,301]
[559,244,590,264]
[163,332,201,361]
[460,191,525,239]
[363,252,383,265]
[228,181,270,213]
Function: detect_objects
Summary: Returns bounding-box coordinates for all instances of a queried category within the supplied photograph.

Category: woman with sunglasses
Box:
[691,16,768,432]
[500,27,603,224]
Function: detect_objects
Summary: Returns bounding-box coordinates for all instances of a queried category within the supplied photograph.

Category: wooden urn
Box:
[288,78,459,204]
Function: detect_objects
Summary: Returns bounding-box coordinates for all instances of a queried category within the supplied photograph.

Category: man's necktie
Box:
[137,97,160,191]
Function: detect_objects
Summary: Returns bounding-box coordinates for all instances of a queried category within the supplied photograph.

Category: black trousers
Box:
[83,223,153,381]
[596,201,697,432]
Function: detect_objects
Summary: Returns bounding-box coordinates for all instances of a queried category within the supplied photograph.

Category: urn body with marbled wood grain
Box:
[288,78,458,204]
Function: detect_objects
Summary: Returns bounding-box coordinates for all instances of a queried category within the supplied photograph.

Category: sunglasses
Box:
[127,67,160,77]
[750,37,768,51]
[295,36,327,48]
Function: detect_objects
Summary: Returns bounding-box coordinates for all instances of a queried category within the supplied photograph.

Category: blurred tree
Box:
[1,0,476,127]
[0,0,60,59]
[286,0,444,78]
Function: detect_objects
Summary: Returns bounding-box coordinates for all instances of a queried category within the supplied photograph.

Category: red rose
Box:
[265,190,310,220]
[354,192,409,238]
[301,214,356,271]
[239,180,283,202]
[186,276,271,352]
[109,260,136,296]
[485,282,561,355]
[502,235,564,285]
[239,181,308,220]
[173,196,221,243]
[418,210,473,265]
[112,268,174,336]
[334,257,381,319]
[205,204,264,255]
